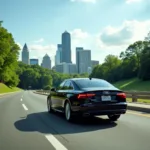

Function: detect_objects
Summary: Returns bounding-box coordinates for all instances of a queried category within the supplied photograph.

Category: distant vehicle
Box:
[47,78,127,122]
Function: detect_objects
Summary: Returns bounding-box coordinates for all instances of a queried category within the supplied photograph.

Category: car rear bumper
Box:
[71,102,127,116]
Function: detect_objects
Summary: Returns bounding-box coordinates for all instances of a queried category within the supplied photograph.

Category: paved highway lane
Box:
[0,91,150,150]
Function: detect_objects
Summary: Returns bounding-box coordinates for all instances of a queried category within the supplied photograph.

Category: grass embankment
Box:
[0,83,21,94]
[113,78,150,104]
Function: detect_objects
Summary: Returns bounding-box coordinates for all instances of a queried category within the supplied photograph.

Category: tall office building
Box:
[68,64,77,74]
[76,47,84,73]
[55,44,62,65]
[41,54,51,69]
[91,60,99,68]
[61,31,71,63]
[30,59,39,65]
[78,50,91,74]
[22,43,29,65]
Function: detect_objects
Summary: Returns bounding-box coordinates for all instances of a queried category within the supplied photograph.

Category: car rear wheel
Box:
[47,98,53,113]
[65,102,72,121]
[108,114,120,121]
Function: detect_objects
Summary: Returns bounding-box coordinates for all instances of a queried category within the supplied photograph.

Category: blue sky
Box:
[0,0,150,66]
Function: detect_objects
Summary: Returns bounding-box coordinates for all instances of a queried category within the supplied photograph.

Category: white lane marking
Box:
[22,104,28,111]
[45,134,67,150]
[21,98,22,101]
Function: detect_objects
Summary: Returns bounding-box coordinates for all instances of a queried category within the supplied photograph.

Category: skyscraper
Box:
[55,44,62,65]
[41,54,51,69]
[30,59,39,65]
[78,50,91,74]
[22,43,29,65]
[61,31,71,63]
[76,47,84,73]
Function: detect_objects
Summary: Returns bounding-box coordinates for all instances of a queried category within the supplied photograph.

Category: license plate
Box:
[101,96,111,101]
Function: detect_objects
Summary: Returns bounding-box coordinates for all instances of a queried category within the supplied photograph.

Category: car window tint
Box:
[57,81,66,90]
[75,79,114,88]
[63,80,71,90]
[68,82,74,90]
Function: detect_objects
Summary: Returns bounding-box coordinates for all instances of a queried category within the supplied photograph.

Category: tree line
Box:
[90,32,150,83]
[17,62,88,89]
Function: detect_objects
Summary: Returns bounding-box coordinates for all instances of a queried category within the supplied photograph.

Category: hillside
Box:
[113,78,150,91]
[0,83,21,94]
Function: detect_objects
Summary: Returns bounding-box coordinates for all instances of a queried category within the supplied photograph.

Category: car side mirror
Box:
[51,87,56,92]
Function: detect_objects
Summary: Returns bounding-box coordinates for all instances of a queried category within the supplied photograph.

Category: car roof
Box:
[69,78,104,81]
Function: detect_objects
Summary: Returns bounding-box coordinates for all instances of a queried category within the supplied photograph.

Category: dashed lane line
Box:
[45,134,68,150]
[22,104,28,111]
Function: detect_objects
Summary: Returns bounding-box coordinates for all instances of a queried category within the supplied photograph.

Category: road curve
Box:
[0,90,150,150]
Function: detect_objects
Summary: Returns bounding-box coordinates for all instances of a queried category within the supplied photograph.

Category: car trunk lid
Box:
[80,88,125,104]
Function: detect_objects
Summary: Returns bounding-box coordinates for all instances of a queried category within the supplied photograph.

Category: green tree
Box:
[0,23,20,86]
[41,74,52,89]
[138,42,150,80]
[123,41,145,71]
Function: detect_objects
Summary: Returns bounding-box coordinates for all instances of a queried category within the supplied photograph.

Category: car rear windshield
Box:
[75,79,114,88]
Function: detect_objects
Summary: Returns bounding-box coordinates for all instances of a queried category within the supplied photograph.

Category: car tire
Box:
[108,114,120,121]
[47,98,53,113]
[65,102,72,121]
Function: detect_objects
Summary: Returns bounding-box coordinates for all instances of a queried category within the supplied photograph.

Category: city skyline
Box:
[0,0,150,67]
[21,30,94,74]
[20,30,97,69]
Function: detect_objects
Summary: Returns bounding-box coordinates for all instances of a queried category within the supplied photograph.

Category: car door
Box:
[52,80,66,111]
[58,80,71,112]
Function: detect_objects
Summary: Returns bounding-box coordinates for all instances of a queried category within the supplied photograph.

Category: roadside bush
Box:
[43,85,51,90]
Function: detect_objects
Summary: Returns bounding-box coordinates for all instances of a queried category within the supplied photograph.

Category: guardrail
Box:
[125,91,150,102]
[35,90,50,95]
[35,90,150,102]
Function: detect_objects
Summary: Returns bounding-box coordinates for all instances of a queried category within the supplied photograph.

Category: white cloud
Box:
[100,20,150,46]
[126,0,142,4]
[33,38,44,43]
[71,29,89,39]
[96,20,150,62]
[29,44,56,52]
[71,0,97,3]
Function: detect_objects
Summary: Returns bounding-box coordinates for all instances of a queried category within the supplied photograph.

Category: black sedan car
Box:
[47,78,127,122]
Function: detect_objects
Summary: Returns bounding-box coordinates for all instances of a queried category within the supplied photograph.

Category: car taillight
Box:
[117,93,126,99]
[77,93,95,99]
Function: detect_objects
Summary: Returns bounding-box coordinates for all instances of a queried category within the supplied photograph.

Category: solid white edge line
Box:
[22,104,28,111]
[45,134,67,150]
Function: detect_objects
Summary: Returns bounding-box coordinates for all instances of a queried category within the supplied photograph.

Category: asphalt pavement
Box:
[0,90,150,150]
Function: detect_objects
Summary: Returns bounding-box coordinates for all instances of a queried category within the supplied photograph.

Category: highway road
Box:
[0,91,150,150]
